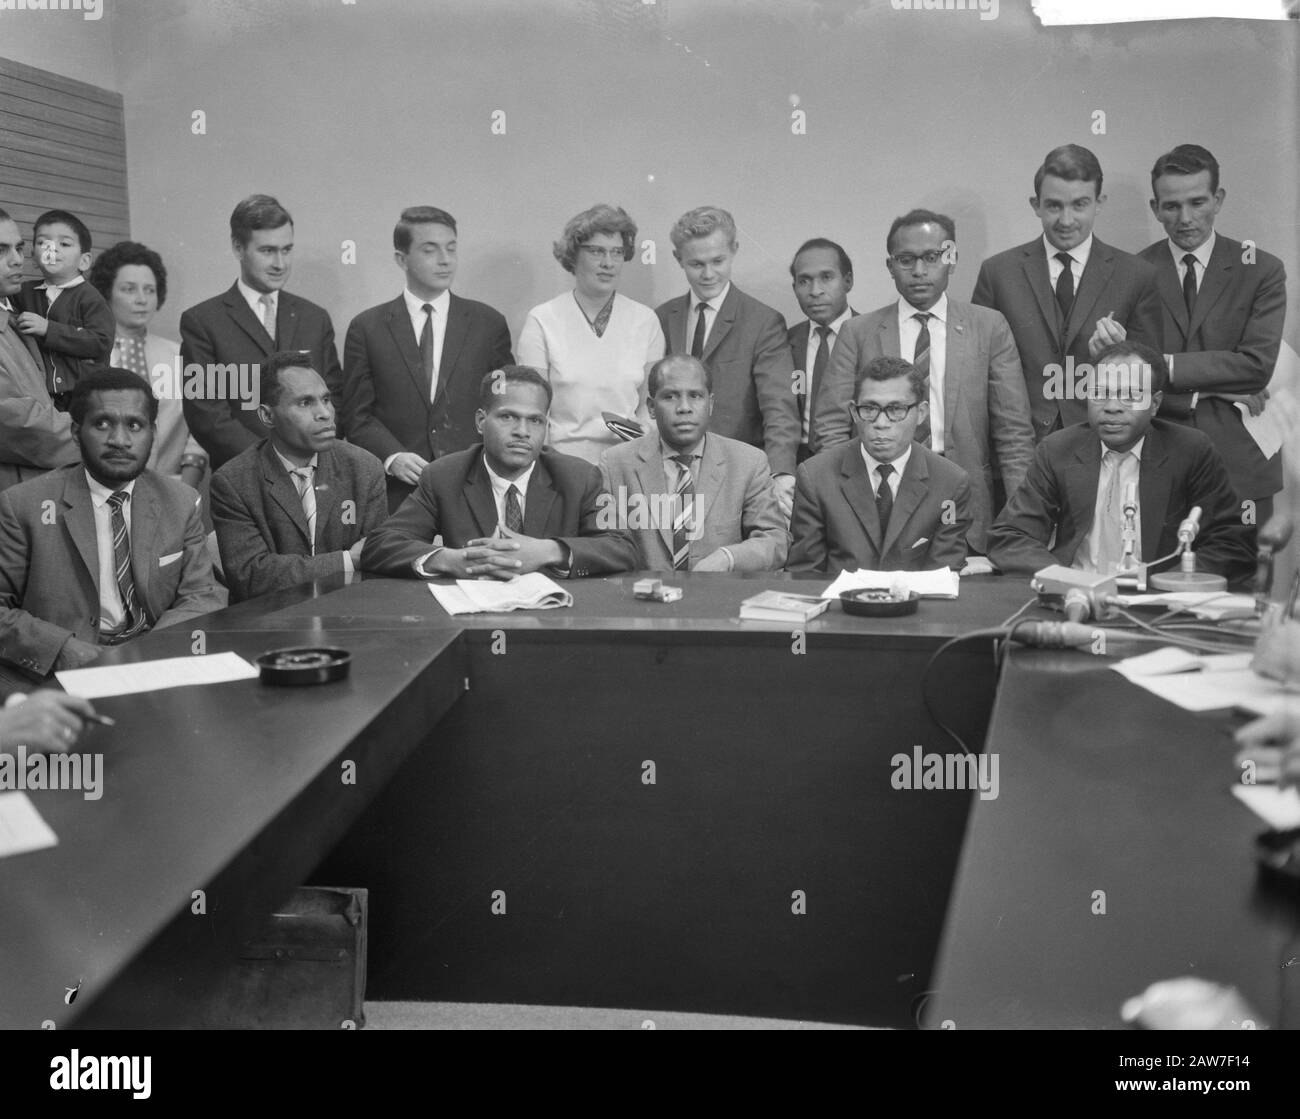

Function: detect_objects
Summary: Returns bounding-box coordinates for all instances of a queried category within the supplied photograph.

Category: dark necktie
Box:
[420,302,435,397]
[690,303,710,359]
[504,484,523,534]
[1054,252,1075,319]
[1182,254,1198,316]
[671,454,695,571]
[104,490,147,644]
[875,463,894,537]
[806,325,831,434]
[911,312,932,448]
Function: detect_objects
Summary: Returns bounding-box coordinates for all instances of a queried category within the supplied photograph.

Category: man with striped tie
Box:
[0,368,224,680]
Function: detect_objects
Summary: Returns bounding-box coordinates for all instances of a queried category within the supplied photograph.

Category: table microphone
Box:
[1149,505,1227,591]
[1255,513,1294,616]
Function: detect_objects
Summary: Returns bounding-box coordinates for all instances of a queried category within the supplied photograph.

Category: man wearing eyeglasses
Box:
[787,355,972,574]
[987,342,1252,582]
[812,210,1034,558]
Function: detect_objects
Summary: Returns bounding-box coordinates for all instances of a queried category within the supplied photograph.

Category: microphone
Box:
[1063,587,1093,623]
[1255,513,1294,616]
[1149,505,1227,592]
[1010,621,1098,649]
[1177,506,1203,547]
[1122,482,1138,521]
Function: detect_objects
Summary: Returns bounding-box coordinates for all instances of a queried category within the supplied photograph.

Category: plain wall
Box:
[0,2,118,91]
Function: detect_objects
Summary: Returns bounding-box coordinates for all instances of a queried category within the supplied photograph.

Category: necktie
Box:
[1182,254,1198,316]
[690,303,710,359]
[875,463,894,537]
[1054,252,1075,319]
[911,312,932,448]
[806,325,831,434]
[504,484,523,534]
[1096,450,1128,573]
[259,293,276,344]
[291,467,317,554]
[419,302,436,398]
[105,490,146,644]
[671,455,695,571]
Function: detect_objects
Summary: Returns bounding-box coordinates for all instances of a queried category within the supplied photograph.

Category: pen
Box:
[83,711,115,727]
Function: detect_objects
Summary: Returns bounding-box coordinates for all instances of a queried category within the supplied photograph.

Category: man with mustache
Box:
[210,351,387,603]
[0,367,224,680]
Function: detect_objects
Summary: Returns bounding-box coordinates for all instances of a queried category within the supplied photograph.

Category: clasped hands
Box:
[430,527,564,580]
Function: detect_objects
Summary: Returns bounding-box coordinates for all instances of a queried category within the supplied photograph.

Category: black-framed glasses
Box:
[887,250,946,269]
[850,401,919,423]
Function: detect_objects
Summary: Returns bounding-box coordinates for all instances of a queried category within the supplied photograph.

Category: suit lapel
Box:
[1138,429,1171,562]
[260,442,311,546]
[1065,240,1113,350]
[523,459,558,537]
[276,293,299,351]
[694,436,726,542]
[1020,243,1059,339]
[942,306,966,451]
[61,471,101,593]
[1150,246,1191,339]
[464,451,501,537]
[631,437,674,559]
[312,449,339,548]
[840,446,883,552]
[1188,237,1233,340]
[665,296,689,353]
[701,287,738,364]
[385,296,429,402]
[881,450,927,558]
[128,480,160,616]
[222,285,275,357]
[1063,438,1103,558]
[436,295,470,411]
[879,312,901,358]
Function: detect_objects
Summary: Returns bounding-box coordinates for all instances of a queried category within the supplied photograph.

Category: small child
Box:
[15,209,116,410]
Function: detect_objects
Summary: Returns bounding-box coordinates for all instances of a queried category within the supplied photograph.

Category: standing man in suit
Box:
[656,207,799,518]
[0,208,78,494]
[211,351,387,603]
[361,366,636,579]
[787,355,972,574]
[342,206,513,512]
[599,355,787,572]
[814,210,1034,556]
[987,342,1253,583]
[0,368,224,679]
[180,194,344,471]
[788,237,857,463]
[972,144,1162,441]
[1139,143,1287,538]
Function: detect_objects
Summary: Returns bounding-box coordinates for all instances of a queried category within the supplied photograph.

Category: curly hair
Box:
[89,241,169,309]
[552,204,637,273]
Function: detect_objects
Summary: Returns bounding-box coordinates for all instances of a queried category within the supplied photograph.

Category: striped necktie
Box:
[671,454,696,571]
[291,467,317,554]
[104,490,148,644]
[911,312,932,447]
[504,484,523,534]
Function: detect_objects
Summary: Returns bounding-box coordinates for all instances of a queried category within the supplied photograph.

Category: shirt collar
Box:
[1168,230,1216,272]
[404,287,451,319]
[661,433,707,462]
[273,447,319,475]
[860,442,912,480]
[897,291,948,322]
[483,454,536,501]
[1043,233,1093,269]
[1099,436,1145,461]
[85,471,138,506]
[40,275,85,291]
[691,282,730,313]
[237,278,278,310]
[810,306,853,338]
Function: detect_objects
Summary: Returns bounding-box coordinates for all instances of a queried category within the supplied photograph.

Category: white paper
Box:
[1125,668,1294,714]
[1237,401,1285,460]
[0,792,58,858]
[1115,591,1257,620]
[56,651,259,700]
[1111,648,1255,681]
[820,568,960,601]
[427,572,574,615]
[1232,785,1300,830]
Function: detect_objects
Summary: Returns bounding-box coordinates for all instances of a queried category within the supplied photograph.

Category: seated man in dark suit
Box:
[988,342,1254,583]
[361,365,636,580]
[342,206,513,512]
[599,354,788,572]
[0,368,224,680]
[787,355,972,574]
[180,194,345,471]
[211,350,387,603]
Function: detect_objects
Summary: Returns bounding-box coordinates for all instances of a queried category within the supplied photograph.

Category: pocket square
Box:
[911,538,929,549]
[159,551,183,567]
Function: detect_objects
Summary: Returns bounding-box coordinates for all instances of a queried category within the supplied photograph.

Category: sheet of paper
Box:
[1237,401,1284,460]
[821,568,960,601]
[1125,668,1293,714]
[1110,646,1201,680]
[0,792,58,858]
[56,651,259,700]
[427,582,478,616]
[427,572,573,614]
[1232,785,1300,830]
[1115,591,1257,620]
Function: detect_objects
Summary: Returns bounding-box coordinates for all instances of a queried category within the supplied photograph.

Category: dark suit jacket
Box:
[0,465,225,677]
[986,419,1254,583]
[786,442,972,574]
[341,293,513,511]
[971,236,1162,437]
[361,445,637,579]
[0,308,78,493]
[810,299,1035,553]
[211,438,388,603]
[1137,235,1286,499]
[17,280,115,397]
[179,284,344,471]
[657,285,799,476]
[787,310,859,455]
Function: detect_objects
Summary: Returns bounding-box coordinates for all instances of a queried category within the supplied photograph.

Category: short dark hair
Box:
[886,209,956,255]
[790,238,853,280]
[394,206,458,253]
[89,241,169,309]
[230,194,293,247]
[1033,144,1103,199]
[1150,143,1220,197]
[854,355,926,405]
[69,366,159,425]
[478,365,553,413]
[258,350,320,408]
[553,204,637,273]
[34,209,92,255]
[647,353,712,397]
[1092,340,1169,395]
[0,206,11,224]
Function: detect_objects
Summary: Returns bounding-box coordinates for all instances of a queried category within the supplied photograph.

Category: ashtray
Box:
[839,589,920,617]
[256,646,352,686]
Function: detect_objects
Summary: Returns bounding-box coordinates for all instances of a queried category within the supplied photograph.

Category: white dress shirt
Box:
[897,293,949,453]
[1169,230,1215,295]
[403,287,450,398]
[1078,438,1144,574]
[237,278,277,334]
[801,307,853,445]
[86,470,137,635]
[860,443,912,501]
[687,282,731,353]
[1044,234,1093,292]
[483,457,536,531]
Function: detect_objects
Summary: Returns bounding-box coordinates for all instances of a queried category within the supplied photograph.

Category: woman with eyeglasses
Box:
[517,204,665,463]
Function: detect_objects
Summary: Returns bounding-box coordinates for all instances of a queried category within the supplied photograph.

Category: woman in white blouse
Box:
[518,204,665,464]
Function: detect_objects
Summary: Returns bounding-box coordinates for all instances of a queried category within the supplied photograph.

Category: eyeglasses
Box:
[578,245,626,262]
[887,250,947,270]
[850,401,919,423]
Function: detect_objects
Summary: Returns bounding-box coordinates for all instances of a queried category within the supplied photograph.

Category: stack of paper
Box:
[56,651,260,699]
[428,572,574,615]
[739,591,831,623]
[820,568,960,601]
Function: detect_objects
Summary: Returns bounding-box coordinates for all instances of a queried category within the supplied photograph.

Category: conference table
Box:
[4,570,1289,1030]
